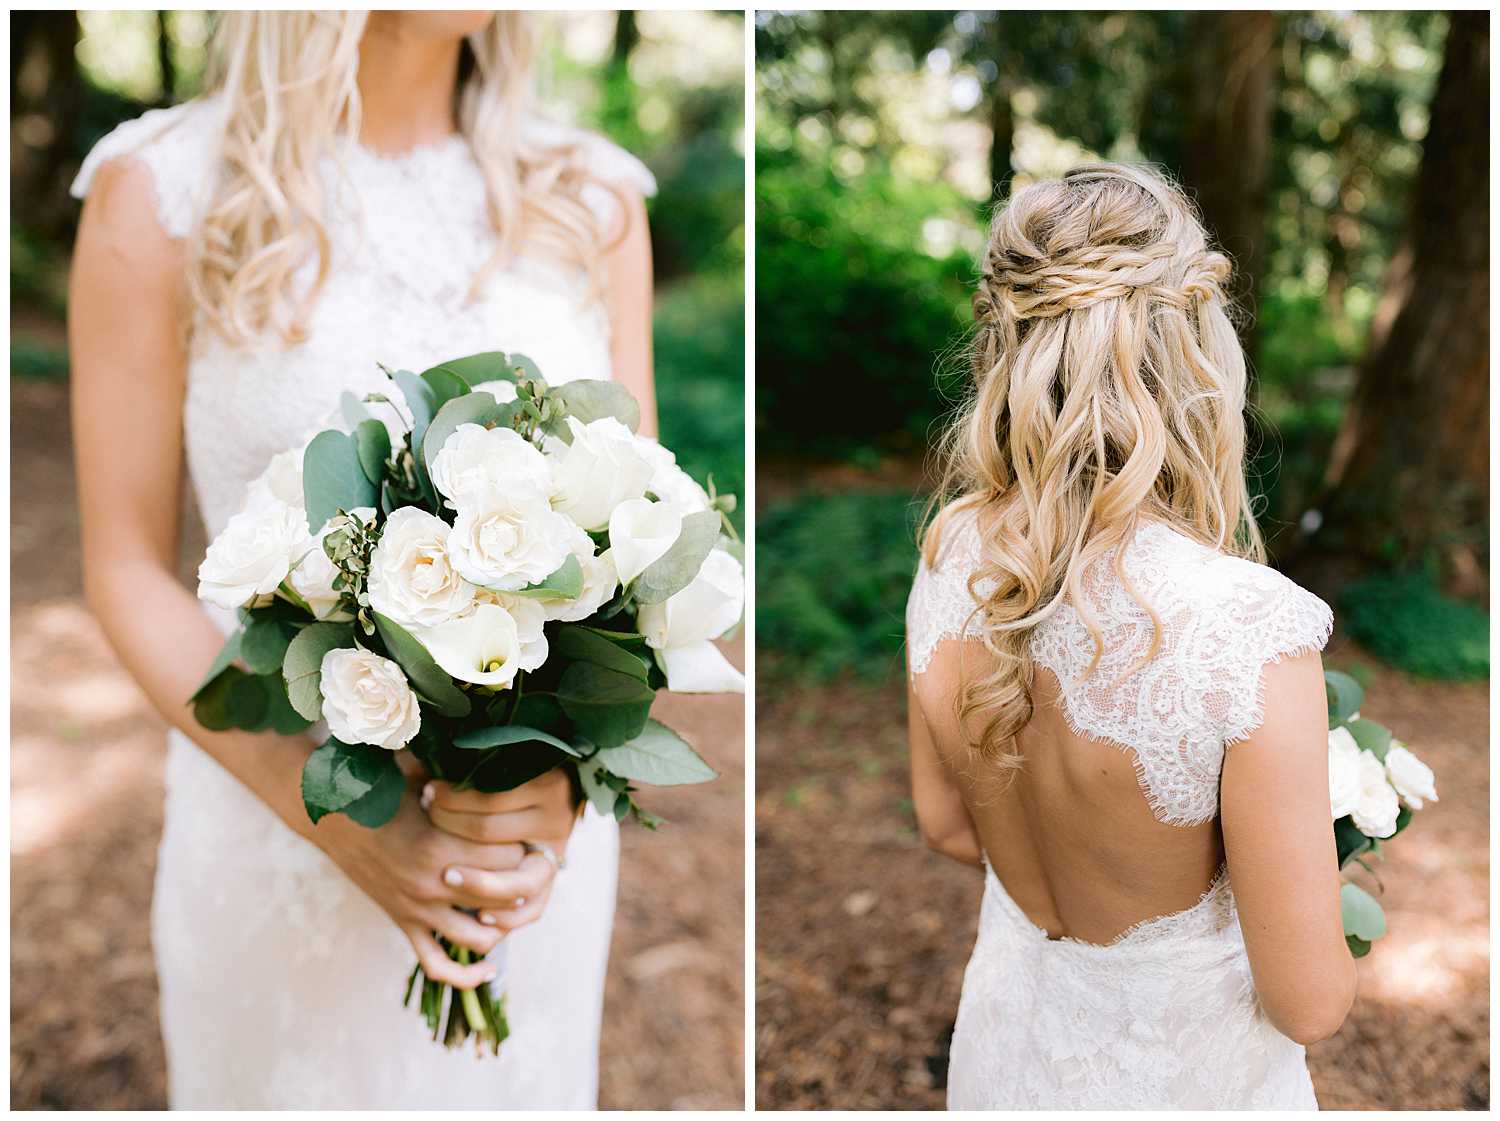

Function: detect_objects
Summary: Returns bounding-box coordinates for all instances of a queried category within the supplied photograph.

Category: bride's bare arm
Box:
[603,187,657,436]
[70,157,521,988]
[908,673,984,868]
[1220,651,1357,1044]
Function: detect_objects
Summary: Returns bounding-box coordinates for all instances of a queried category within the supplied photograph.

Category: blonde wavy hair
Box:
[924,162,1264,769]
[187,11,618,345]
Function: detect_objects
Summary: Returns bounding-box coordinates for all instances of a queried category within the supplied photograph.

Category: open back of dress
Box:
[906,507,1332,1108]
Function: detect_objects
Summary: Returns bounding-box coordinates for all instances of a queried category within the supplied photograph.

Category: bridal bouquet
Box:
[1325,670,1438,957]
[189,351,743,1052]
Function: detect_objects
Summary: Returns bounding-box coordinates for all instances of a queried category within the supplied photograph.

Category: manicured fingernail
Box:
[479,912,497,926]
[421,782,434,808]
[443,868,462,887]
[482,968,497,982]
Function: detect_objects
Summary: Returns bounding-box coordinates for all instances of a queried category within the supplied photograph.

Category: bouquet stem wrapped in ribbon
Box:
[190,352,744,1053]
[1325,670,1438,957]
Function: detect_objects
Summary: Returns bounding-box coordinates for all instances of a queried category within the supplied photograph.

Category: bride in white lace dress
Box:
[906,164,1356,1109]
[69,13,656,1109]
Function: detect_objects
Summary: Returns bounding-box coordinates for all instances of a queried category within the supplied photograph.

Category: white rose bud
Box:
[318,648,422,751]
[549,416,654,531]
[289,507,376,621]
[609,498,685,586]
[367,507,476,629]
[1385,742,1439,810]
[637,548,745,693]
[470,379,519,404]
[635,435,712,512]
[244,448,306,511]
[448,493,577,593]
[416,602,523,689]
[430,423,552,510]
[1351,749,1401,838]
[196,499,309,611]
[1326,726,1364,820]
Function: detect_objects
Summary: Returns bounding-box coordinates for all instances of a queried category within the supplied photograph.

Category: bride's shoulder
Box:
[1133,522,1334,660]
[522,115,657,199]
[71,96,226,238]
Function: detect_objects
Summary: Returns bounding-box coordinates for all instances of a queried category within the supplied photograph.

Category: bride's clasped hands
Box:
[313,763,577,991]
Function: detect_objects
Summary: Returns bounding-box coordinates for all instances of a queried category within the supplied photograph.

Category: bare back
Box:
[906,510,1334,944]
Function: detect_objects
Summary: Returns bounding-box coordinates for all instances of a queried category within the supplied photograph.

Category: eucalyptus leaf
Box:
[631,511,720,605]
[554,379,640,432]
[191,666,242,731]
[510,554,584,600]
[595,719,717,786]
[355,419,391,486]
[1346,718,1393,760]
[421,367,472,409]
[577,758,621,818]
[342,752,406,828]
[1339,881,1387,941]
[303,430,379,533]
[556,661,655,748]
[302,738,402,825]
[240,614,298,675]
[1346,934,1372,958]
[372,612,471,718]
[340,390,372,432]
[190,630,243,703]
[552,625,650,681]
[452,724,581,757]
[282,621,356,721]
[1324,670,1365,727]
[421,351,519,389]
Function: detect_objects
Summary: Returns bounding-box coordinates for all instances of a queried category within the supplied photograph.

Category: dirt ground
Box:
[755,648,1490,1110]
[10,377,745,1110]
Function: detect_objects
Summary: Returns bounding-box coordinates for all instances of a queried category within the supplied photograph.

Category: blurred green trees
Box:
[757,10,1487,679]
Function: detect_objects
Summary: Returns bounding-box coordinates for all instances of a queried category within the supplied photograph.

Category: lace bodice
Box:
[906,509,1333,826]
[71,96,656,540]
[71,99,650,1108]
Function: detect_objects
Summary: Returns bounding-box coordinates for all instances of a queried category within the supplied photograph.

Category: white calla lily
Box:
[415,602,523,689]
[636,549,745,693]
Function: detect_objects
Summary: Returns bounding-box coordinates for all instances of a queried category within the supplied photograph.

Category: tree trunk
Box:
[10,12,82,243]
[988,82,1014,202]
[1318,12,1489,582]
[1176,10,1277,367]
[612,10,638,68]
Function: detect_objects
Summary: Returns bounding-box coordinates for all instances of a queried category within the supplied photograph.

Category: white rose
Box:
[367,507,476,629]
[245,448,305,511]
[416,602,523,688]
[318,647,421,750]
[448,493,577,593]
[430,423,552,510]
[1351,750,1401,838]
[289,506,376,621]
[470,379,519,404]
[636,548,745,693]
[1327,726,1364,819]
[549,416,654,530]
[1385,742,1439,810]
[609,498,685,586]
[196,499,309,611]
[635,435,712,512]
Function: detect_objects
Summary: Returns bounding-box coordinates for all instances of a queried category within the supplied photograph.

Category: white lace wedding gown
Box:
[907,513,1335,1109]
[73,98,655,1109]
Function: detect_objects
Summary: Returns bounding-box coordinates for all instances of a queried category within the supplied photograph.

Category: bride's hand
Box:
[313,780,524,990]
[421,767,579,936]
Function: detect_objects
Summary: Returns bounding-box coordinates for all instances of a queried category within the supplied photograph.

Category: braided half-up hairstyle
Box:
[923,161,1264,770]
